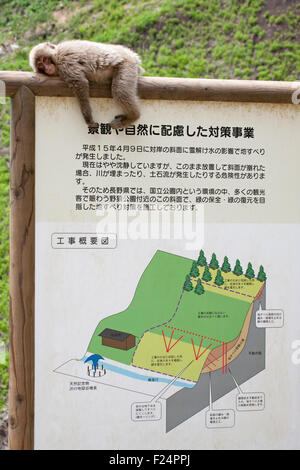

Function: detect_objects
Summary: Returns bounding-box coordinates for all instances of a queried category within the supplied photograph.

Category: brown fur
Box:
[29,40,144,128]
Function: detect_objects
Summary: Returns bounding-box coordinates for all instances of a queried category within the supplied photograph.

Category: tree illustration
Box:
[190,261,199,278]
[221,256,231,273]
[257,265,267,282]
[209,252,219,270]
[183,275,194,292]
[202,265,212,282]
[197,249,207,266]
[194,279,205,295]
[214,269,224,286]
[245,262,255,279]
[233,259,243,276]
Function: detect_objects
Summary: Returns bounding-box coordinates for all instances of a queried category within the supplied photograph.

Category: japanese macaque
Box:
[29,40,144,129]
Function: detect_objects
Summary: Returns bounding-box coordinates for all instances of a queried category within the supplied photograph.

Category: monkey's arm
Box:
[62,73,97,126]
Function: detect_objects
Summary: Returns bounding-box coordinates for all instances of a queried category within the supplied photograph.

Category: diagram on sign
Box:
[54,249,281,431]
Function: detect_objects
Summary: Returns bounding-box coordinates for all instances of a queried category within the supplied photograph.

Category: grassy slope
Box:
[132,329,212,382]
[0,0,299,410]
[132,287,252,382]
[161,290,251,345]
[89,249,253,369]
[88,250,192,364]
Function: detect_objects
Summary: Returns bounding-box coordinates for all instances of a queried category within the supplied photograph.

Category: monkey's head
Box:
[29,42,58,76]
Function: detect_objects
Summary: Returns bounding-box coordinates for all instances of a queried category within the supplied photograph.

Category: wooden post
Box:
[9,86,35,450]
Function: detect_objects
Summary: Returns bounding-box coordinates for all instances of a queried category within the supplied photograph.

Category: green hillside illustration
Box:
[88,249,265,382]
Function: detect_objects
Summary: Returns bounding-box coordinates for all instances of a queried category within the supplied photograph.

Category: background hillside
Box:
[0,0,299,448]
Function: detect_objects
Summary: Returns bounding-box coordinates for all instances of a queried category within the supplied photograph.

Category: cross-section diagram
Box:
[55,249,266,431]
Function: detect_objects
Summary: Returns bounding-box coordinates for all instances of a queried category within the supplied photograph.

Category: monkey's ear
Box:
[46,42,56,49]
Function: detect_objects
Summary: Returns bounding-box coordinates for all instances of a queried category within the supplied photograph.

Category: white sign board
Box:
[34,96,300,449]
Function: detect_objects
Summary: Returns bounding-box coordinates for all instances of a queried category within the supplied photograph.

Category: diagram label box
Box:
[256,309,284,328]
[131,402,162,421]
[236,392,265,411]
[205,409,235,428]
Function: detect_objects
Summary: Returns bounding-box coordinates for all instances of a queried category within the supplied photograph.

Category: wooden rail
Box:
[0,71,299,103]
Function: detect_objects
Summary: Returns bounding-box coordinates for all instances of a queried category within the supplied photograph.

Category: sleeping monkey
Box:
[29,40,144,129]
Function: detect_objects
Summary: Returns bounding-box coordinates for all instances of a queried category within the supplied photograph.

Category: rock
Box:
[10,44,20,52]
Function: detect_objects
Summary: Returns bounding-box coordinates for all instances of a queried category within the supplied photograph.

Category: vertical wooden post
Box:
[9,86,35,450]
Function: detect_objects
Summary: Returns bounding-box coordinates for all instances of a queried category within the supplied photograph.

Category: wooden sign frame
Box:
[0,70,299,450]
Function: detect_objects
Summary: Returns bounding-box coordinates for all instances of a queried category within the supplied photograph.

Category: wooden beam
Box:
[9,85,35,450]
[0,70,299,103]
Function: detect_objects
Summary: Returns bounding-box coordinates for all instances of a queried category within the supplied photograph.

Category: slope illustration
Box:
[87,250,192,364]
[87,250,266,383]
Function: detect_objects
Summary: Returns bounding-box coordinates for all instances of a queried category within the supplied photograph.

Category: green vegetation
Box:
[184,249,265,301]
[189,261,199,278]
[246,262,255,279]
[0,0,297,410]
[233,259,243,276]
[202,265,212,282]
[183,275,193,292]
[209,252,219,270]
[0,0,299,82]
[197,249,207,267]
[194,279,205,295]
[221,256,231,273]
[257,265,267,281]
[214,269,224,286]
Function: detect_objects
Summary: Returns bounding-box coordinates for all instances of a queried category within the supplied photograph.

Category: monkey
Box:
[29,40,144,129]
